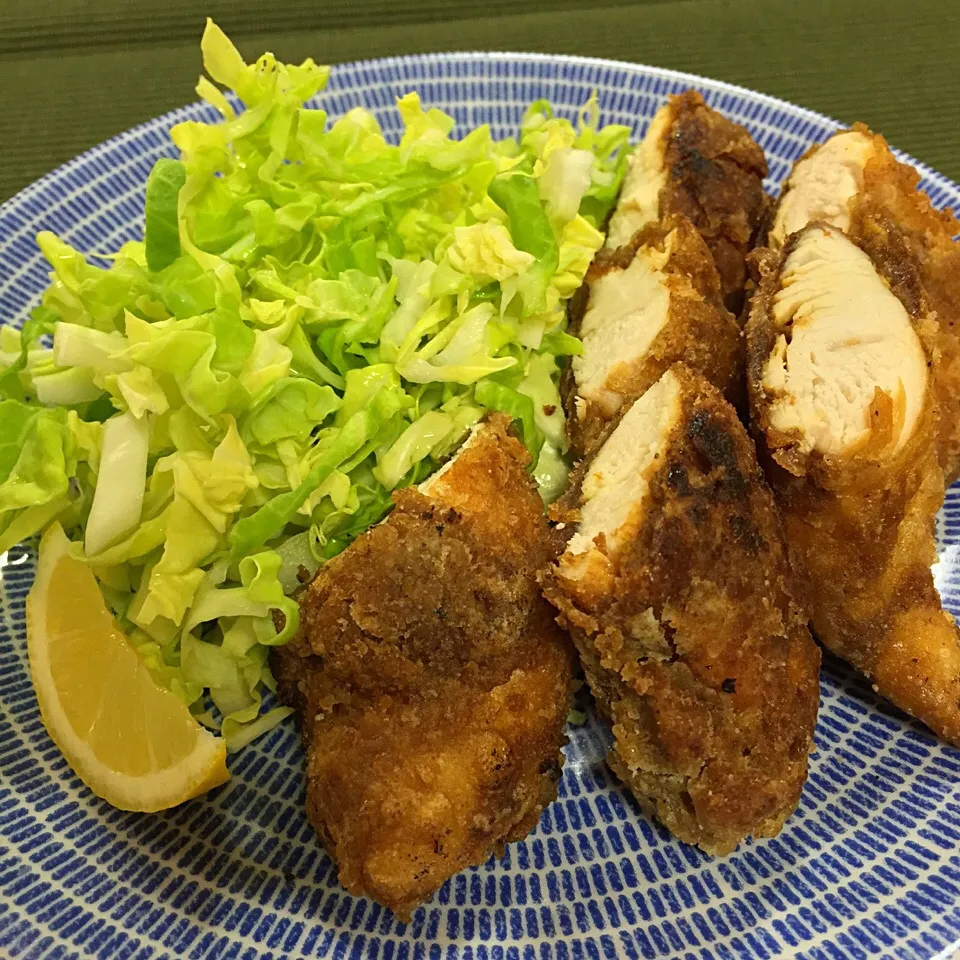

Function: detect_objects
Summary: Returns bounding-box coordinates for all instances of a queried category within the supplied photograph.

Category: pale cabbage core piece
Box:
[605,106,672,248]
[763,226,927,457]
[572,241,672,411]
[565,370,682,572]
[770,131,874,247]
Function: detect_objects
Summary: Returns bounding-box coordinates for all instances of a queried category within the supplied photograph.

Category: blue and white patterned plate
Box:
[1,53,959,960]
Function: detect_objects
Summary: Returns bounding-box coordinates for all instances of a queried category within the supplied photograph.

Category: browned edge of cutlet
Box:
[849,126,960,485]
[658,91,770,314]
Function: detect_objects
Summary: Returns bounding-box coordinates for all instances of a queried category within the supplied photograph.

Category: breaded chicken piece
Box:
[273,416,575,919]
[746,222,960,747]
[543,365,820,855]
[769,124,960,483]
[564,215,743,457]
[607,90,769,312]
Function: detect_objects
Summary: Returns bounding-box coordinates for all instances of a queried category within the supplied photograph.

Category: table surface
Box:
[1,0,958,204]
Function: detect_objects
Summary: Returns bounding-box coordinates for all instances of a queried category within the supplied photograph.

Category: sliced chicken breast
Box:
[769,130,876,247]
[606,104,674,247]
[607,90,769,311]
[273,415,575,918]
[769,124,960,483]
[566,215,742,456]
[747,222,960,747]
[761,224,928,459]
[544,364,820,855]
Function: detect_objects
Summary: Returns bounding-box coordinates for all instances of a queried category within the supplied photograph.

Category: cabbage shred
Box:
[0,20,630,749]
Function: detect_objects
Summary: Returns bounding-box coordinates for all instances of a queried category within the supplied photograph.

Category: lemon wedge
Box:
[25,522,229,811]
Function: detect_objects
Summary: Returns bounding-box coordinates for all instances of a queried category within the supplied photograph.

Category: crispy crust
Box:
[565,215,744,458]
[273,416,575,919]
[852,129,960,485]
[657,91,770,313]
[746,225,960,747]
[544,366,820,854]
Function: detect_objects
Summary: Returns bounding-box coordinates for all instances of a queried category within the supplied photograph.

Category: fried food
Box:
[607,90,769,312]
[746,221,960,746]
[564,215,743,457]
[273,416,575,919]
[543,365,820,854]
[769,124,960,483]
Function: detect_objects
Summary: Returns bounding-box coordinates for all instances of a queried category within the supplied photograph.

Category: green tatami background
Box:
[1,0,958,202]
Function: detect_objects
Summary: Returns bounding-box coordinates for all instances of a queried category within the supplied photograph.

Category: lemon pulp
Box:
[25,523,229,811]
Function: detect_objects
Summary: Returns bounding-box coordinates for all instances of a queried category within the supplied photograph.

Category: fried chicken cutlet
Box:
[607,90,769,312]
[768,124,960,483]
[746,222,960,746]
[543,365,820,854]
[565,214,743,457]
[273,416,575,918]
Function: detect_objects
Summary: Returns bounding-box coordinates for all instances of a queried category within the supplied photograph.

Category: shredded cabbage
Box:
[4,19,629,751]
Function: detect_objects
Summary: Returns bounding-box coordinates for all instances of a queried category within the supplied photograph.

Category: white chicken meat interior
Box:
[761,225,928,457]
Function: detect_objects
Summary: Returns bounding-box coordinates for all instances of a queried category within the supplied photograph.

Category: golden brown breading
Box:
[769,122,960,483]
[609,91,770,312]
[273,416,575,919]
[564,215,743,457]
[746,222,960,747]
[543,365,820,855]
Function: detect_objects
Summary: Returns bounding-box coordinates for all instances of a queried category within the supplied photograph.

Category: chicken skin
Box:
[769,124,960,483]
[565,215,743,457]
[543,365,820,855]
[746,222,960,747]
[607,90,769,312]
[273,416,575,919]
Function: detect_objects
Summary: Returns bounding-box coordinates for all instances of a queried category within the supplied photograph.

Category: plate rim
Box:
[1,49,957,221]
